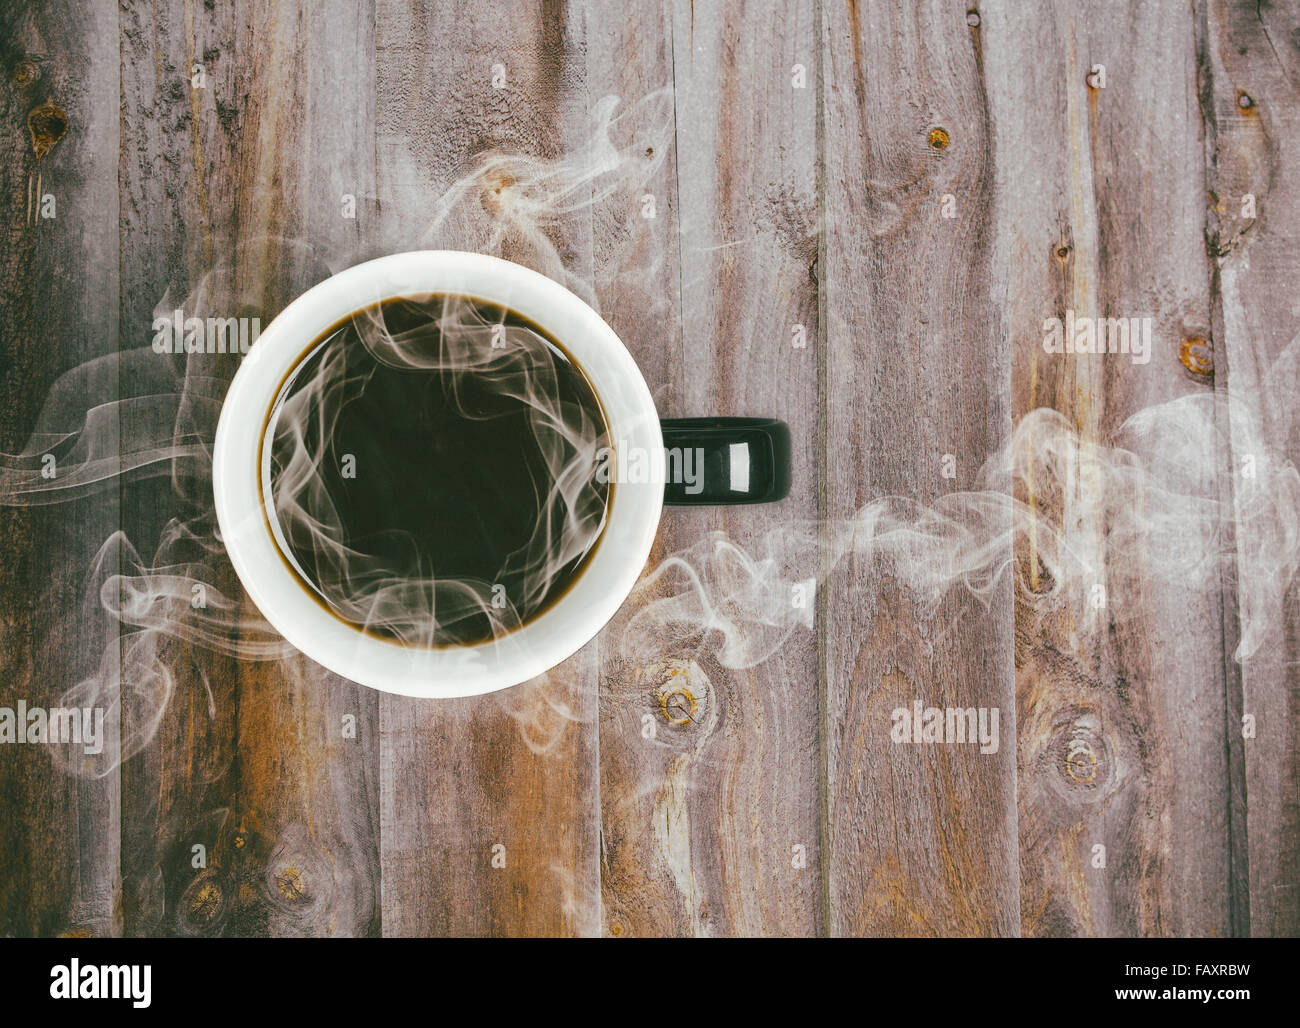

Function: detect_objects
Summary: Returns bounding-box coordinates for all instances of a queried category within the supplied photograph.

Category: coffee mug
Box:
[212,251,789,697]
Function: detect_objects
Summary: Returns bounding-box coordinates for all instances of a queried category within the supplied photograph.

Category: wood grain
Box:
[1198,0,1300,938]
[0,0,1297,938]
[374,0,601,937]
[583,0,686,936]
[117,0,381,937]
[820,0,1019,936]
[0,0,121,936]
[593,0,822,937]
[118,0,237,937]
[983,0,1233,936]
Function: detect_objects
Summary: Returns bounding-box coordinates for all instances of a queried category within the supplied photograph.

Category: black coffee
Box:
[265,294,611,647]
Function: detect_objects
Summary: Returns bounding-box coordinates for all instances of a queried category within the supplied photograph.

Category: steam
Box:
[266,293,610,647]
[420,92,672,308]
[2,83,1296,790]
[615,367,1300,674]
[0,92,672,777]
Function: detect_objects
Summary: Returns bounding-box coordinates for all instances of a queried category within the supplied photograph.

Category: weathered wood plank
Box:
[6,0,1292,941]
[374,0,601,937]
[593,0,822,936]
[820,0,1020,936]
[0,0,121,937]
[583,0,686,936]
[982,0,1232,935]
[117,0,380,936]
[118,0,238,938]
[1198,0,1300,938]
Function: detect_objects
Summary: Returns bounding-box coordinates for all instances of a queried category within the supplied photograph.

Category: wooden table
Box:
[1,0,1295,937]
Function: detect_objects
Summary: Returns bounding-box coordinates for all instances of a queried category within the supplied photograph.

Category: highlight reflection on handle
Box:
[658,417,791,506]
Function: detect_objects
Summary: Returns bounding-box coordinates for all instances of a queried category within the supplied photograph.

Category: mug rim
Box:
[212,250,664,697]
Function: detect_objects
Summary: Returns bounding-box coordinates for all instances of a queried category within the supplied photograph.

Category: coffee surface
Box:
[267,294,611,646]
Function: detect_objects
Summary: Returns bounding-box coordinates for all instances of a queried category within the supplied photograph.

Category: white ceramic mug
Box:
[213,251,788,697]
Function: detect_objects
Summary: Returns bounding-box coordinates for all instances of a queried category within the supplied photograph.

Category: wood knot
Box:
[13,60,39,86]
[264,825,328,915]
[645,659,710,730]
[966,10,981,27]
[1237,92,1255,111]
[28,103,68,159]
[1042,714,1115,801]
[274,865,306,902]
[1179,336,1214,381]
[660,684,698,725]
[1064,736,1098,782]
[928,127,950,150]
[480,169,516,213]
[179,871,227,932]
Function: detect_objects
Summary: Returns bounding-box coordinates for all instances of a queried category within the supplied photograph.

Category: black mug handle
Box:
[659,417,791,506]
